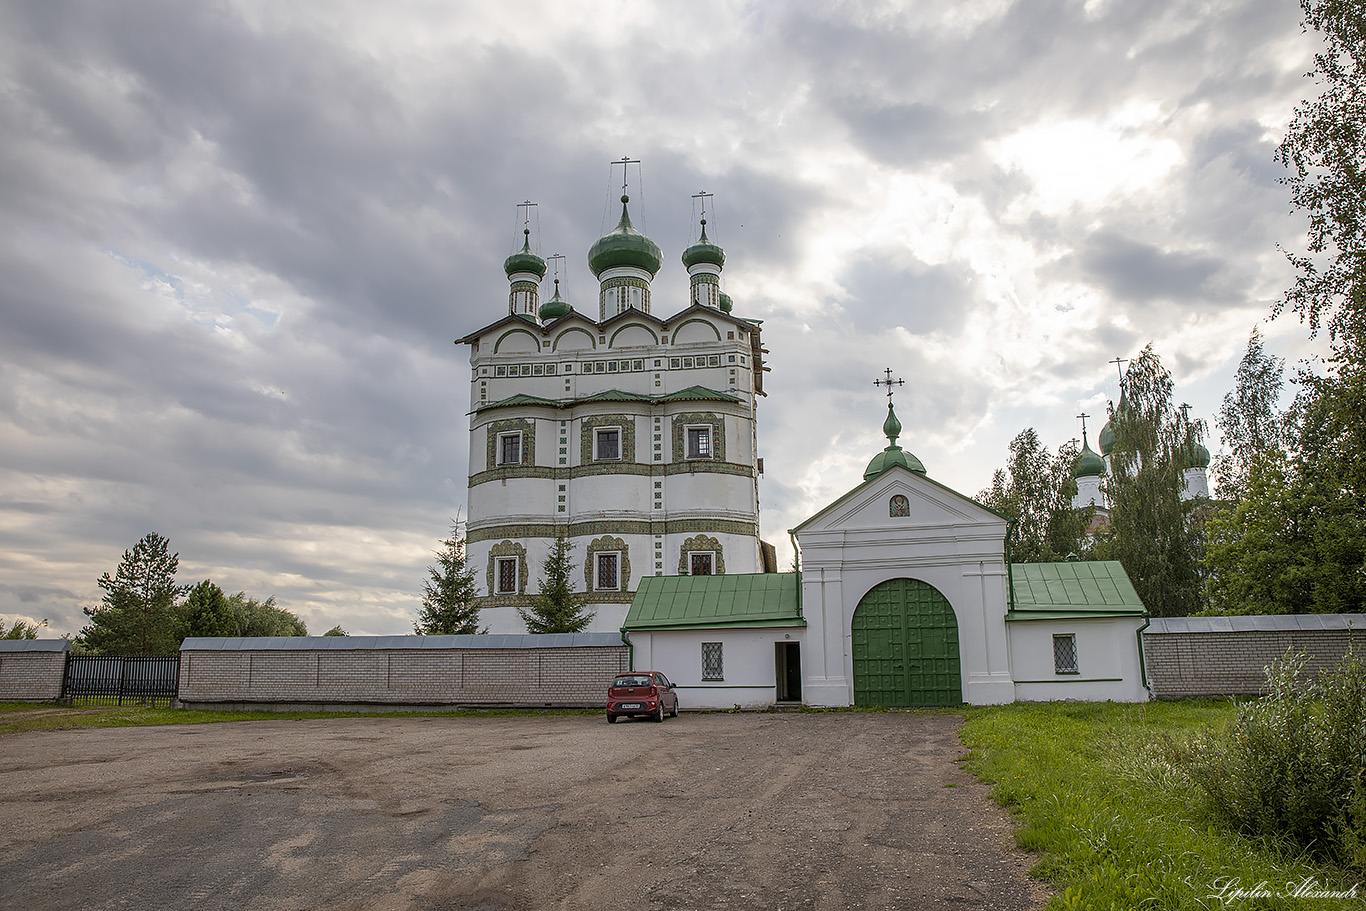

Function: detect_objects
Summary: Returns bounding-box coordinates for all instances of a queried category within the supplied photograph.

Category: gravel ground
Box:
[0,711,1048,910]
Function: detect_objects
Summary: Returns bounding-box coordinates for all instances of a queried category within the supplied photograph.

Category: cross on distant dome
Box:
[1077,411,1090,438]
[516,200,537,227]
[1180,402,1192,422]
[692,190,713,218]
[547,253,565,278]
[874,367,904,402]
[1109,356,1129,382]
[611,156,642,194]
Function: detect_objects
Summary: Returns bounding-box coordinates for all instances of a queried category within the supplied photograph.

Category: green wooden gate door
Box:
[851,578,962,706]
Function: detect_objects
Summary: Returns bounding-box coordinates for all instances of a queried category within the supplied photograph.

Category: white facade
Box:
[459,206,764,634]
[792,466,1019,706]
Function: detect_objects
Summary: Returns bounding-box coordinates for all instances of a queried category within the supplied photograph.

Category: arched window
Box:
[889,495,910,517]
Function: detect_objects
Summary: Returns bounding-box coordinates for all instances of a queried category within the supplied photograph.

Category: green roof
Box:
[475,386,738,413]
[656,385,741,403]
[624,573,804,630]
[1007,561,1147,620]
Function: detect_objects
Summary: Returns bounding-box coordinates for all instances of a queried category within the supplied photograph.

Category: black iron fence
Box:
[62,655,180,707]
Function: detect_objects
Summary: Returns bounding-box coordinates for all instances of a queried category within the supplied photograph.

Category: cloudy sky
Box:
[0,0,1330,637]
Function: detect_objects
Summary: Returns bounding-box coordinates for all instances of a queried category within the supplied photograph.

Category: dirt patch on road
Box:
[0,712,1046,910]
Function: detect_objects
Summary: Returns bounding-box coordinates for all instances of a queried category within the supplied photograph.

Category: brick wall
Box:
[0,643,69,701]
[179,636,629,708]
[1144,615,1365,697]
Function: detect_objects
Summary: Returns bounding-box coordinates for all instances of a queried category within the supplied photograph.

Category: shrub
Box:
[1184,647,1366,872]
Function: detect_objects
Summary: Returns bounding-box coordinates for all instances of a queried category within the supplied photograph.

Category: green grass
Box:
[960,700,1363,910]
[0,702,597,734]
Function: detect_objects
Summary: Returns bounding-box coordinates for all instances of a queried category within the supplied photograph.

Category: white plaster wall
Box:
[481,602,631,636]
[627,628,802,710]
[1007,618,1149,702]
[793,469,1016,706]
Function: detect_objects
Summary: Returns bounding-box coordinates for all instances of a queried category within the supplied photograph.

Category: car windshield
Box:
[614,676,652,687]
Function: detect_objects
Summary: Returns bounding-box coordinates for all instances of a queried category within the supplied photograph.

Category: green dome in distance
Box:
[587,195,663,277]
[863,402,926,479]
[538,278,571,321]
[1097,420,1115,457]
[504,229,547,278]
[1074,435,1106,478]
[718,291,734,313]
[681,219,725,269]
[1178,439,1211,470]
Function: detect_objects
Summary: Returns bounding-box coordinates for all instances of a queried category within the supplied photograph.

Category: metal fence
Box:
[62,655,180,707]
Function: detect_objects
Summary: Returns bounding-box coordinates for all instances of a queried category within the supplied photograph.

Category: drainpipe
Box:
[1136,614,1152,695]
[1004,519,1017,615]
[620,628,634,671]
[788,530,803,617]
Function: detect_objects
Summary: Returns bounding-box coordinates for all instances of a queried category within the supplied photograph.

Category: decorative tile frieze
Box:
[467,519,758,543]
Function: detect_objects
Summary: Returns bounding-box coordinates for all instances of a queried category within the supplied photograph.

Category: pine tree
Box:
[182,579,238,637]
[414,522,481,635]
[80,532,188,655]
[519,536,594,634]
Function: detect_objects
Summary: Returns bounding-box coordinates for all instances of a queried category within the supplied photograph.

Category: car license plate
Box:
[619,703,642,710]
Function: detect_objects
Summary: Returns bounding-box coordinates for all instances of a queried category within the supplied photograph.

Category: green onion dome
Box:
[588,195,663,277]
[718,291,734,313]
[1178,439,1211,470]
[1097,420,1115,457]
[1074,439,1106,478]
[504,229,547,278]
[863,403,926,479]
[538,278,571,321]
[681,219,725,269]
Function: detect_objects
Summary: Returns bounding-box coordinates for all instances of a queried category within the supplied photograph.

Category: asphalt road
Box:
[0,712,1046,910]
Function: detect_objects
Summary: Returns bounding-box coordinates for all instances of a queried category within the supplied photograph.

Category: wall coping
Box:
[0,639,71,653]
[1146,614,1366,634]
[180,633,626,651]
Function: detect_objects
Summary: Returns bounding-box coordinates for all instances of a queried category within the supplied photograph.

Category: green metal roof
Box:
[656,385,741,403]
[475,393,562,412]
[1007,561,1147,620]
[624,573,804,630]
[475,386,739,413]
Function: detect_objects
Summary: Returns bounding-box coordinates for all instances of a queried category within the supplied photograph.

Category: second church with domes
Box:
[457,193,769,634]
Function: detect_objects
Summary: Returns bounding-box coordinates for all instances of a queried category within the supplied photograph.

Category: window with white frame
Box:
[496,557,519,594]
[689,552,714,576]
[596,552,620,591]
[686,425,713,459]
[1053,634,1079,674]
[702,642,723,680]
[498,432,522,466]
[594,427,621,461]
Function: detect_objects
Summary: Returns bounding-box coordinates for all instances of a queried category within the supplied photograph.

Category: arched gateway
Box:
[851,578,962,706]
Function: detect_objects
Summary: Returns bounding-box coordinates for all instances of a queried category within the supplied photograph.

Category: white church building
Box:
[458,188,1150,707]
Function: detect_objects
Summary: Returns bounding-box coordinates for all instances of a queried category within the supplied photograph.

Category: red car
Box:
[606,671,679,723]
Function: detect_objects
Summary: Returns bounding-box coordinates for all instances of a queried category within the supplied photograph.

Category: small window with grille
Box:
[1053,634,1079,675]
[595,428,621,461]
[689,552,714,576]
[686,426,713,459]
[596,552,620,591]
[498,432,522,466]
[496,557,519,594]
[702,642,723,680]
